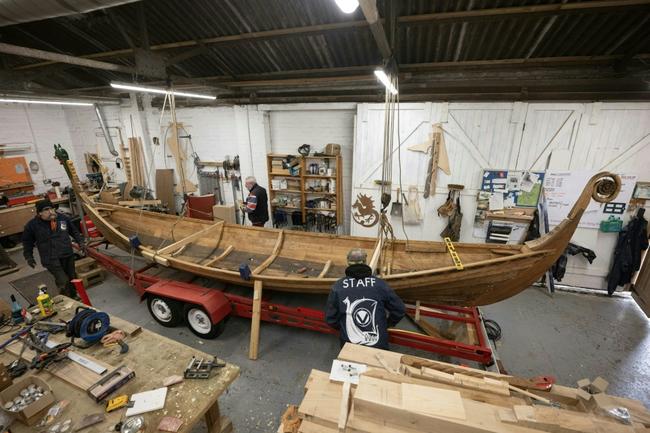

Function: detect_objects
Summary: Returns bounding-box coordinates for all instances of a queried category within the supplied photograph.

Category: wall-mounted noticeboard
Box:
[480,169,545,208]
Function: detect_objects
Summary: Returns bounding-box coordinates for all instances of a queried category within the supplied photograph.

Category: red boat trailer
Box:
[85,245,494,365]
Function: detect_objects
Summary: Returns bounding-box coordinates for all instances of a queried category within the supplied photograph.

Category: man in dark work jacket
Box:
[242,176,269,227]
[22,199,83,299]
[326,248,405,349]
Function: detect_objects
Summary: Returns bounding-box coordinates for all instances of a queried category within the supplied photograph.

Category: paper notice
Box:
[489,192,504,210]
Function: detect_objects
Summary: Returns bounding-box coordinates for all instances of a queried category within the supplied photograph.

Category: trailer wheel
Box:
[185,305,225,339]
[147,296,183,327]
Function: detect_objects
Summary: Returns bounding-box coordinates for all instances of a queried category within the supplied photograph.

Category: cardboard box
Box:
[0,376,55,425]
[324,143,341,155]
[212,204,236,224]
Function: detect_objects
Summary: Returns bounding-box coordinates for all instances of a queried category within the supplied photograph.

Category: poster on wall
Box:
[480,169,545,208]
[543,171,638,228]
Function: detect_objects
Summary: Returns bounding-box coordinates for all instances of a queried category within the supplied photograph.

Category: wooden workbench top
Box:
[0,296,240,433]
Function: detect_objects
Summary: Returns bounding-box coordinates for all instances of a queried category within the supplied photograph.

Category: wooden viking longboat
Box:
[72,161,620,306]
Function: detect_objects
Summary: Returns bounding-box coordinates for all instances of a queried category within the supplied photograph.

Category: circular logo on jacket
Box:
[354,308,372,326]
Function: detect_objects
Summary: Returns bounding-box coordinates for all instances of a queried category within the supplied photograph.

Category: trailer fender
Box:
[142,280,231,324]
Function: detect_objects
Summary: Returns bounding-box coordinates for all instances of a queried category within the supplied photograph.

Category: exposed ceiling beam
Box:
[165,45,208,66]
[400,0,650,25]
[220,73,646,92]
[215,89,650,105]
[200,55,650,85]
[12,0,650,71]
[0,0,141,27]
[0,42,136,74]
[60,54,650,93]
[359,0,392,60]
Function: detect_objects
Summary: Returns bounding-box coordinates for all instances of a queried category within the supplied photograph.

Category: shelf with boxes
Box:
[266,150,342,232]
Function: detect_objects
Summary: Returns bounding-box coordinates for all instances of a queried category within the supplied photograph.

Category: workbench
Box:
[0,296,240,433]
[0,196,71,238]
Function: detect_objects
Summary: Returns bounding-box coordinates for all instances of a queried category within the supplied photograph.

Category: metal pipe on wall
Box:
[94,103,119,156]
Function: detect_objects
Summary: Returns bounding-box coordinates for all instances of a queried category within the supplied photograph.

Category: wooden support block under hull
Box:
[249,280,263,360]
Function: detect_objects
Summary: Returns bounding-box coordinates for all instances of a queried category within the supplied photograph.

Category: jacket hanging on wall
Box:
[552,242,597,282]
[607,208,648,295]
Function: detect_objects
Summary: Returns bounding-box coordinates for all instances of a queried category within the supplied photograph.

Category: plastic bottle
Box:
[36,285,54,317]
[10,295,23,324]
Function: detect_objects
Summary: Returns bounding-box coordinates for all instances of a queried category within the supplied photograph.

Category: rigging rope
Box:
[378,71,400,273]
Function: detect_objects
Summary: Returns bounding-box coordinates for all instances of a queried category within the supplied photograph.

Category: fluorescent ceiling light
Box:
[374,69,398,95]
[335,0,359,14]
[110,82,216,100]
[0,98,93,106]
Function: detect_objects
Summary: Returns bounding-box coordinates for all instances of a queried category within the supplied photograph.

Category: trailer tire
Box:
[185,305,225,339]
[147,296,183,327]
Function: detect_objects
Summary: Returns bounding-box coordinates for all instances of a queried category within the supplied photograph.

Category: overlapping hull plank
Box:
[77,170,621,306]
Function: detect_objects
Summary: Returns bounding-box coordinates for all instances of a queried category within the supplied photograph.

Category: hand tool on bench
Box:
[184,356,225,379]
[87,365,135,402]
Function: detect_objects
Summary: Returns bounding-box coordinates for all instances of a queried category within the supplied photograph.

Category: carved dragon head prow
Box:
[568,171,622,220]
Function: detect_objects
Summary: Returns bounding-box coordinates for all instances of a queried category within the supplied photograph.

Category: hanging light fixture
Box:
[335,0,359,14]
[110,82,216,100]
[0,98,93,106]
[374,69,398,95]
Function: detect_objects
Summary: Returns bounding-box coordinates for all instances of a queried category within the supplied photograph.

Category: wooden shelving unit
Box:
[266,153,342,229]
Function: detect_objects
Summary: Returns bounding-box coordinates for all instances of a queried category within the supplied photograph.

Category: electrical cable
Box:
[66,308,110,345]
[0,317,19,335]
[483,319,502,342]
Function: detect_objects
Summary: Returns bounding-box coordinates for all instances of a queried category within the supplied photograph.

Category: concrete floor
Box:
[1,247,649,433]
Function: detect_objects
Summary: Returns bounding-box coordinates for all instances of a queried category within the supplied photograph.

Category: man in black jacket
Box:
[326,248,405,350]
[242,176,269,227]
[23,199,84,299]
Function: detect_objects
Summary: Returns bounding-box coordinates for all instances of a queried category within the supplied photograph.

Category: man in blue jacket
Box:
[22,199,84,300]
[326,248,405,350]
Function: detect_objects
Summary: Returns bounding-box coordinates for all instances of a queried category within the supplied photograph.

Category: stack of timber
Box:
[292,343,650,433]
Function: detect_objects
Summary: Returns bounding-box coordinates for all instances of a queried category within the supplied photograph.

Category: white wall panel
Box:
[0,104,78,194]
[64,104,124,184]
[269,107,355,232]
[351,101,650,290]
[16,98,644,290]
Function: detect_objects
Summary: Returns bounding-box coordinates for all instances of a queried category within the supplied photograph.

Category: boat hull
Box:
[76,170,621,306]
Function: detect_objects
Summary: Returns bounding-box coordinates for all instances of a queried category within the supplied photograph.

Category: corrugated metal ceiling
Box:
[0,0,648,101]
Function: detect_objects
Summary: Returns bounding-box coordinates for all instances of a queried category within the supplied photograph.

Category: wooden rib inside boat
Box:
[71,158,621,306]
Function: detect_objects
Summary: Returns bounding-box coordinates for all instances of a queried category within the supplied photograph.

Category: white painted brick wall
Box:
[268,107,355,233]
[0,104,78,194]
[64,104,125,184]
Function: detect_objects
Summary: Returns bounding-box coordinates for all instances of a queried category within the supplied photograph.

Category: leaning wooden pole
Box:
[249,280,263,360]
